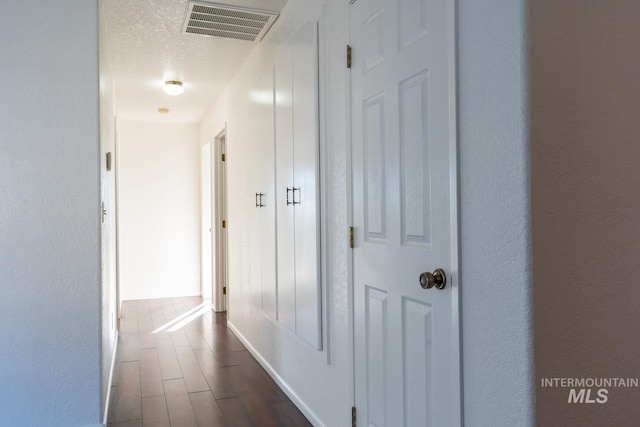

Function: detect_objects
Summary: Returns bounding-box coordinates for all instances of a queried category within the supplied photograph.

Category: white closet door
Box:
[248,67,277,315]
[275,44,296,331]
[247,73,262,309]
[292,21,321,349]
[258,67,277,318]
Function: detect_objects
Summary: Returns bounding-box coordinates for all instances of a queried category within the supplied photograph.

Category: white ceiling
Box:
[101,0,288,123]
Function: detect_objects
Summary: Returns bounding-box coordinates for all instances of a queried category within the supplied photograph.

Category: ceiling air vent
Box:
[182,1,279,42]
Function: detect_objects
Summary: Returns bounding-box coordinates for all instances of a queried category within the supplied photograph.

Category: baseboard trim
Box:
[227,321,324,427]
[102,331,119,426]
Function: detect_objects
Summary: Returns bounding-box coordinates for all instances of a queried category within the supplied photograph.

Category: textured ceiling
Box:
[101,0,288,123]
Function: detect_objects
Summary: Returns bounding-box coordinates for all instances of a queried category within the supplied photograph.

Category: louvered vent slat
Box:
[188,21,262,36]
[182,1,279,42]
[189,13,265,29]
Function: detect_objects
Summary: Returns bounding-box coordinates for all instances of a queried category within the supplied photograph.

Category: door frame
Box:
[346,0,463,422]
[214,127,228,312]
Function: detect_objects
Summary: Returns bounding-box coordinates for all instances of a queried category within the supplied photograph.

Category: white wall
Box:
[0,1,102,426]
[531,1,640,425]
[99,0,119,420]
[118,121,201,301]
[458,1,534,425]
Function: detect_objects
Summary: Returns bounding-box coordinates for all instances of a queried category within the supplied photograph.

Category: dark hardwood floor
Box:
[107,297,312,427]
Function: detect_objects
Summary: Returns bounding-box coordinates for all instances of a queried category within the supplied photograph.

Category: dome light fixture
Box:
[163,80,184,96]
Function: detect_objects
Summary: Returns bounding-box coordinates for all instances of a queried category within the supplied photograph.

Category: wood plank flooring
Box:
[107,297,312,427]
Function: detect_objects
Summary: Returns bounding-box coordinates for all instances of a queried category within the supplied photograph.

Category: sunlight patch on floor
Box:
[152,300,212,334]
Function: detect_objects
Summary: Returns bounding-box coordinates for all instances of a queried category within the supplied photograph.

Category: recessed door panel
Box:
[363,93,387,241]
[398,0,428,50]
[399,70,431,247]
[366,286,388,427]
[402,297,433,427]
[363,8,385,74]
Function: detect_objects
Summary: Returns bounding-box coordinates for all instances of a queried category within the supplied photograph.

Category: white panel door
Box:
[249,67,277,317]
[292,21,321,349]
[275,42,296,332]
[258,67,277,319]
[200,142,213,301]
[351,0,460,425]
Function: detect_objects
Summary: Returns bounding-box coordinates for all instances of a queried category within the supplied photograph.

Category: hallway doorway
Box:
[214,129,229,313]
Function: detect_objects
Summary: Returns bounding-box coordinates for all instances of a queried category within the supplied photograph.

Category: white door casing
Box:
[215,130,228,312]
[350,0,461,425]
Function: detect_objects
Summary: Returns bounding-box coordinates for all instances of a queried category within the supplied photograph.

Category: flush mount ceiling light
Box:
[164,80,184,96]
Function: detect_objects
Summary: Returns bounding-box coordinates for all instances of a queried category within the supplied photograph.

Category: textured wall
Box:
[531,1,640,425]
[458,1,535,425]
[117,121,201,301]
[0,1,102,426]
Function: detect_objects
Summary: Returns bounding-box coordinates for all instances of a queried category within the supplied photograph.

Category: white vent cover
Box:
[182,1,279,42]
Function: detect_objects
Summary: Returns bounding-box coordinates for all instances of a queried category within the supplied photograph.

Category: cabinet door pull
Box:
[286,187,293,206]
[293,187,301,205]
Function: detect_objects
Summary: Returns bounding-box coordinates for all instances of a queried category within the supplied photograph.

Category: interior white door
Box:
[351,0,460,425]
[201,142,213,301]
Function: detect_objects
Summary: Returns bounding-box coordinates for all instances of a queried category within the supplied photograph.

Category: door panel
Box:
[259,67,277,319]
[275,42,296,331]
[249,67,277,318]
[399,70,431,246]
[363,93,387,241]
[351,0,460,425]
[292,21,321,349]
[365,286,388,427]
[402,297,432,426]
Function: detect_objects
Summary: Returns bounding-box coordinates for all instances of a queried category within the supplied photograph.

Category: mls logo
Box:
[568,388,608,404]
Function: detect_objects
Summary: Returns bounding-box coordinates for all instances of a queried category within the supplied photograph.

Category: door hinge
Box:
[222,220,226,229]
[349,226,354,249]
[352,406,356,427]
[222,153,226,162]
[223,286,227,295]
[347,45,352,69]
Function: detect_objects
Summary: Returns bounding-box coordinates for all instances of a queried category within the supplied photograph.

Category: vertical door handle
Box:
[286,187,293,206]
[258,193,265,208]
[256,193,260,207]
[292,187,301,205]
